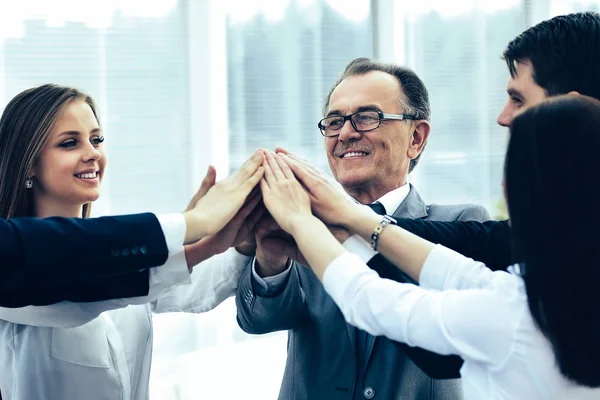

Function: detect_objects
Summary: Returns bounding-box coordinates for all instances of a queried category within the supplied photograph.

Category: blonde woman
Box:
[0,84,264,399]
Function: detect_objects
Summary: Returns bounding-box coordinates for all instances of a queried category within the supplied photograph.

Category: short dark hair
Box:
[323,58,431,173]
[503,12,600,100]
[505,94,600,387]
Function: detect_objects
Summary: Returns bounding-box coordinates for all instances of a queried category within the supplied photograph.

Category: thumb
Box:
[185,166,216,212]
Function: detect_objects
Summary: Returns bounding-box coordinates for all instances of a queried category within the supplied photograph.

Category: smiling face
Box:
[497,60,548,127]
[324,71,430,203]
[31,99,106,218]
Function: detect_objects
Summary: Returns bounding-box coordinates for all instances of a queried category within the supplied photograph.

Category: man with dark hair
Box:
[413,10,600,267]
[236,58,489,399]
[498,11,600,126]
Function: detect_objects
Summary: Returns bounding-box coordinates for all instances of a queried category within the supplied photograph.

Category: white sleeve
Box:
[343,234,377,263]
[419,245,498,291]
[0,213,191,328]
[323,252,523,366]
[152,247,251,314]
[156,213,187,254]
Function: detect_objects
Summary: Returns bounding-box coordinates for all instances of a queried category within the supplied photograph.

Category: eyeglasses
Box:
[317,110,416,137]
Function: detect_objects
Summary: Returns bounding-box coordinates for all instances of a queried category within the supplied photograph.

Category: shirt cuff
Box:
[419,244,465,290]
[323,252,376,304]
[156,213,186,255]
[343,234,377,263]
[148,248,192,295]
[228,248,253,276]
[251,257,292,292]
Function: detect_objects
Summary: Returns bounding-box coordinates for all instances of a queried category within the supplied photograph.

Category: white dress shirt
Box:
[322,245,600,400]
[252,183,410,289]
[0,214,251,400]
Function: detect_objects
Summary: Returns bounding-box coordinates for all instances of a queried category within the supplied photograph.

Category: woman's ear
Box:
[407,120,431,160]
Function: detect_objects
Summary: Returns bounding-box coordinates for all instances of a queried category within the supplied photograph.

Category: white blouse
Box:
[323,245,600,400]
[0,248,250,400]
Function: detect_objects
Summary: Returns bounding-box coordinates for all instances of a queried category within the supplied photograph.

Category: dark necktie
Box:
[367,201,386,216]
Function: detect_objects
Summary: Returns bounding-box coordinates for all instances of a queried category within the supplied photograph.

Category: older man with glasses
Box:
[236,58,490,400]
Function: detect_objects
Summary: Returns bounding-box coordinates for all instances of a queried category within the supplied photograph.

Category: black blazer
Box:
[0,213,169,308]
[370,218,512,379]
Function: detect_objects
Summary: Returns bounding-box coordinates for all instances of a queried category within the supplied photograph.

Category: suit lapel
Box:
[362,184,429,368]
[390,184,429,220]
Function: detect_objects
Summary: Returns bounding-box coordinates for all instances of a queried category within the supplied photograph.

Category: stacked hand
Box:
[182,147,363,273]
[182,150,265,245]
[274,149,362,227]
[258,150,358,242]
[258,150,352,278]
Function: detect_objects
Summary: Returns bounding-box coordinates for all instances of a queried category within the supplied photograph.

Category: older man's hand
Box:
[254,214,298,277]
[253,214,353,274]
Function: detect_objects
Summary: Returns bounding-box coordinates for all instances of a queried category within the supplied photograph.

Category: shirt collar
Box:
[374,183,410,215]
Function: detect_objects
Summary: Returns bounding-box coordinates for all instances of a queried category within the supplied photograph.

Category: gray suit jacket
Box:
[236,185,490,400]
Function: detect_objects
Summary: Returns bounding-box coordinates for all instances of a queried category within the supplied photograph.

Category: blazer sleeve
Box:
[393,219,512,271]
[0,213,169,307]
[236,259,310,334]
[0,251,190,328]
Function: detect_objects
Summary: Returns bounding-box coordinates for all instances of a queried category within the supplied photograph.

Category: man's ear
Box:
[567,90,581,96]
[407,120,431,160]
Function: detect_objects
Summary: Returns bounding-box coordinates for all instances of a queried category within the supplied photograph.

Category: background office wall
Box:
[0,0,598,398]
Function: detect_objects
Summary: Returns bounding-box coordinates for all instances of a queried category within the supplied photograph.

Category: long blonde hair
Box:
[0,84,100,219]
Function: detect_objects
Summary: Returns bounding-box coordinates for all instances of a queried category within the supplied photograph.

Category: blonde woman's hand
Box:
[183,150,264,243]
[184,189,264,267]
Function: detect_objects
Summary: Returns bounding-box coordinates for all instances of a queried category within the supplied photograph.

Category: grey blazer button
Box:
[140,246,148,255]
[363,387,375,399]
